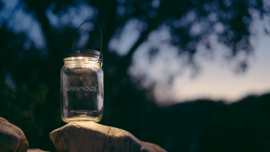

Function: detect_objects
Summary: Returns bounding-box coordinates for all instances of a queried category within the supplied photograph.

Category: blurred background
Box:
[0,0,270,151]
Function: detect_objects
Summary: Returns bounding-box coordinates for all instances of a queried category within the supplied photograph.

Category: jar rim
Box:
[63,56,99,61]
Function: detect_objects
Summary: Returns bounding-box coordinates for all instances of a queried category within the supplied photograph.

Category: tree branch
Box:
[106,18,160,91]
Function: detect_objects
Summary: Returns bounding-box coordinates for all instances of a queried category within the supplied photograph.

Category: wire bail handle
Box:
[72,20,103,56]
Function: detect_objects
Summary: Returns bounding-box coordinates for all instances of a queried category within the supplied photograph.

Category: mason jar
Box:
[60,50,103,122]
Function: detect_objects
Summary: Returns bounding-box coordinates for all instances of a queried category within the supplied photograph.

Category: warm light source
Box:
[60,20,103,123]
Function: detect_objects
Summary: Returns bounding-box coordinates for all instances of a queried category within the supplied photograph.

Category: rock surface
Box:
[50,122,166,152]
[0,117,29,152]
[143,142,166,152]
[27,149,50,152]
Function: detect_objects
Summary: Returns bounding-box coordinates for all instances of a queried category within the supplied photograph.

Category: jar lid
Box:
[65,49,102,58]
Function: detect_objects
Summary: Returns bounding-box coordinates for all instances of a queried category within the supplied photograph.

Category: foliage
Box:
[0,0,270,151]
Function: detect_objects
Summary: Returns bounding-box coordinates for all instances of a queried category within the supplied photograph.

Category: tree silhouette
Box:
[0,0,270,151]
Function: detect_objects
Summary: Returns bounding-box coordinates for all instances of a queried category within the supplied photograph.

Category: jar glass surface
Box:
[60,56,103,122]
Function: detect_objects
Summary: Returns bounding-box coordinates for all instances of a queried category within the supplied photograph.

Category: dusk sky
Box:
[126,10,270,104]
[1,0,270,104]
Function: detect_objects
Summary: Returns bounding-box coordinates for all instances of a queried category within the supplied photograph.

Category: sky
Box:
[125,11,270,104]
[1,0,270,104]
[169,32,270,103]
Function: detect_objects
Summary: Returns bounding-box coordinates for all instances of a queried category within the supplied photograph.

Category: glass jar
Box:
[60,50,103,122]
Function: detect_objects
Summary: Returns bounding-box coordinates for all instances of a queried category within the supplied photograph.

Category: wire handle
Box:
[72,20,102,53]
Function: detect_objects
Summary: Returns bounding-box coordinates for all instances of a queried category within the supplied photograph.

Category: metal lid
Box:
[65,49,102,58]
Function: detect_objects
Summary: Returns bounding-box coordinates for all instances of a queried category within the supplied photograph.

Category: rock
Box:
[0,117,29,152]
[143,142,166,152]
[27,149,50,152]
[50,122,166,152]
